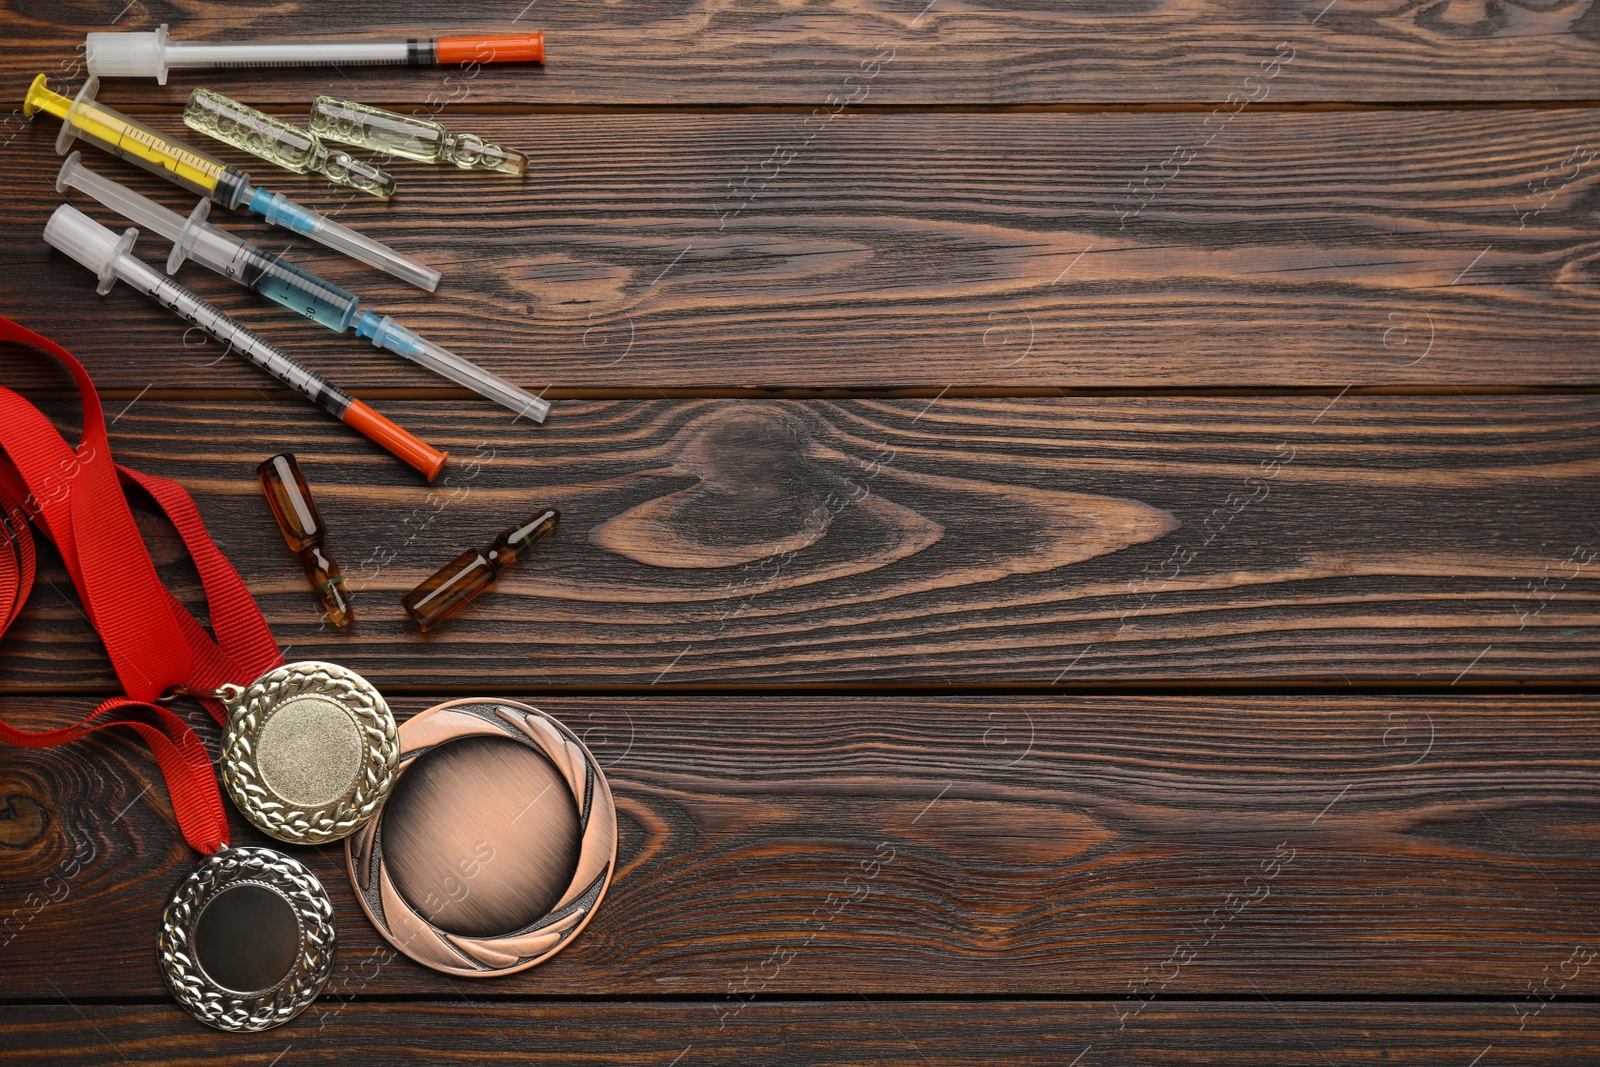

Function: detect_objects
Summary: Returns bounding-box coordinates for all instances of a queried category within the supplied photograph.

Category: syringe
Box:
[43,204,449,481]
[86,24,544,85]
[23,75,441,292]
[57,153,550,423]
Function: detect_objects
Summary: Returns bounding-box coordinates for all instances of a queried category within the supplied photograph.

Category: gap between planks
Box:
[5,992,1600,1006]
[20,385,1600,403]
[10,682,1600,698]
[97,100,1600,116]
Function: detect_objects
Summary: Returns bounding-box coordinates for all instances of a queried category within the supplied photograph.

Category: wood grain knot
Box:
[590,403,1177,595]
[1414,0,1600,42]
[592,405,922,569]
[0,792,48,850]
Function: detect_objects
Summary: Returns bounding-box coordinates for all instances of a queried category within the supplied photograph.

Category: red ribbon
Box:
[0,316,282,854]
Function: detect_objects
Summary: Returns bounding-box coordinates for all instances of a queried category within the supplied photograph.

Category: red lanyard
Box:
[0,316,282,854]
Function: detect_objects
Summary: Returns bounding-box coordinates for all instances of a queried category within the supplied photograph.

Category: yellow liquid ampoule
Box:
[310,96,528,176]
[185,88,396,199]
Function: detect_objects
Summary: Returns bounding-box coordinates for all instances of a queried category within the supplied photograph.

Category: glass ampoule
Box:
[186,87,397,198]
[258,453,354,629]
[402,509,558,632]
[310,96,528,176]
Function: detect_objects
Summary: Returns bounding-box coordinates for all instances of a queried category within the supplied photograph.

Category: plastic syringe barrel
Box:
[88,26,412,84]
[23,74,236,200]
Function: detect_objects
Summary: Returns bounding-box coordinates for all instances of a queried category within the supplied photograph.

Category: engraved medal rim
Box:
[158,845,335,1033]
[222,661,399,845]
[345,697,618,978]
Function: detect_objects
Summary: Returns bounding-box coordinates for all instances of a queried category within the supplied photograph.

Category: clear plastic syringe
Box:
[57,153,550,423]
[43,204,449,481]
[87,24,543,85]
[23,74,441,291]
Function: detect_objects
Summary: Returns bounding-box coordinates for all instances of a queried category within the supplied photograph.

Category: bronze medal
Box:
[158,845,336,1032]
[346,698,617,976]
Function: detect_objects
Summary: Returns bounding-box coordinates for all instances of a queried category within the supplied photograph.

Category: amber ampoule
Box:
[257,453,354,630]
[402,508,558,632]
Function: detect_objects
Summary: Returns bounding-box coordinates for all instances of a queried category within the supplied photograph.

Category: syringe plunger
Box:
[43,198,137,295]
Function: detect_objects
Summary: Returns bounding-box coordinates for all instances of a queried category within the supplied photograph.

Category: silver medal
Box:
[158,845,335,1032]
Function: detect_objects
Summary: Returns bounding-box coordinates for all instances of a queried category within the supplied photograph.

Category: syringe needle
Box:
[43,205,449,481]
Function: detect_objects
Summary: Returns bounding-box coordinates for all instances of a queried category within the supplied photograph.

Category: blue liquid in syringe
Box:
[235,244,433,357]
[238,250,361,332]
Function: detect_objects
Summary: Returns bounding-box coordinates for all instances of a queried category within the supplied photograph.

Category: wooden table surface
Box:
[3,1,1599,1063]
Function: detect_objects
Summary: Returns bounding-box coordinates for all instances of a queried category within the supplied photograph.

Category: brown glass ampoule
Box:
[402,508,558,632]
[257,453,354,630]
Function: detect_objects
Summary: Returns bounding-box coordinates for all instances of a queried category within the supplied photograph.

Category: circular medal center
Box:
[256,696,364,807]
[193,883,300,994]
[382,734,580,938]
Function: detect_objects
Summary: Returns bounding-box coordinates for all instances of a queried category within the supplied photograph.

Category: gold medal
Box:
[346,698,617,976]
[217,661,399,845]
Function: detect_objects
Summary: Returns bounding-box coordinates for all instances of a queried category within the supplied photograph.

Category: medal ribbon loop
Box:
[0,316,283,853]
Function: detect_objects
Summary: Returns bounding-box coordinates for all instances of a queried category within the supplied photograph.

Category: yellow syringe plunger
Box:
[22,73,67,119]
[22,74,229,199]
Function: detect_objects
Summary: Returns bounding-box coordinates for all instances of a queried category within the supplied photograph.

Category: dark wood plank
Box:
[6,1001,1600,1065]
[1,395,1596,689]
[4,109,1600,391]
[6,1,1600,106]
[4,694,1598,998]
